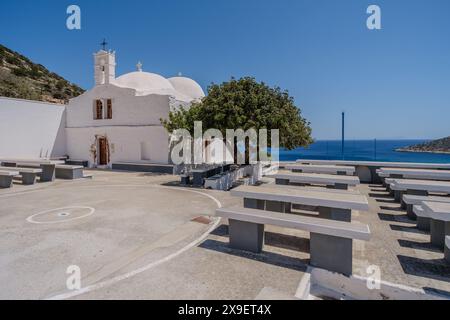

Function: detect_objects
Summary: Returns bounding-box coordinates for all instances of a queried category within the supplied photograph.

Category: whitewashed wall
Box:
[66,126,169,165]
[66,84,170,127]
[0,97,66,159]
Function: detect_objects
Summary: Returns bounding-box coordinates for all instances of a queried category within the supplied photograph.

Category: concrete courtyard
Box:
[0,170,449,299]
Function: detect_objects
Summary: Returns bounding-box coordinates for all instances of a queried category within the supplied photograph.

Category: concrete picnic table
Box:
[377,167,450,181]
[285,164,355,176]
[271,171,360,190]
[0,170,19,188]
[422,201,450,249]
[390,179,450,201]
[230,185,369,222]
[0,159,65,182]
[296,159,450,169]
[295,159,450,183]
[0,166,42,185]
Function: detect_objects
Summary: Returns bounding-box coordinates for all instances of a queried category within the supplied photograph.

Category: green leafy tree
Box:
[162,77,313,162]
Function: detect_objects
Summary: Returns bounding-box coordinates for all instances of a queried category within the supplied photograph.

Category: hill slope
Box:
[0,44,84,104]
[397,137,450,154]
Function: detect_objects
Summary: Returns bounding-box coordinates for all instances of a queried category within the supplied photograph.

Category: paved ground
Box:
[357,184,450,296]
[0,170,449,299]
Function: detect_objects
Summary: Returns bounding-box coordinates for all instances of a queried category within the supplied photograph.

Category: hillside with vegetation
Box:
[396,136,450,154]
[0,44,84,104]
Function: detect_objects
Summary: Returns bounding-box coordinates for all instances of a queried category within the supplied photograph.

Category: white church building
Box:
[0,49,205,168]
[66,49,205,167]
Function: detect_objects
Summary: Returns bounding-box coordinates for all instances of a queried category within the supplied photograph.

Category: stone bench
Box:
[297,159,450,183]
[402,195,450,219]
[377,168,450,181]
[413,205,431,231]
[216,206,371,275]
[297,159,450,170]
[383,178,397,194]
[390,181,429,202]
[271,171,360,190]
[286,164,355,176]
[55,165,84,179]
[65,159,89,167]
[16,163,57,182]
[0,170,19,188]
[260,184,361,195]
[0,159,64,182]
[231,185,369,222]
[422,201,450,250]
[390,179,450,203]
[0,166,42,185]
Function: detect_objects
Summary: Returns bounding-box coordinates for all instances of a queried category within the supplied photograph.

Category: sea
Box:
[279,140,450,164]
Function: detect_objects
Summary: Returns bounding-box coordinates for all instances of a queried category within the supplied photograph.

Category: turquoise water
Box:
[279,140,450,163]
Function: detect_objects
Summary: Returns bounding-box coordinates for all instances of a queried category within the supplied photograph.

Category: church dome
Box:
[168,77,205,100]
[114,71,176,94]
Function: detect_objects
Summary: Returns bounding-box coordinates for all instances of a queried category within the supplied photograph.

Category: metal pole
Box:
[374,138,377,160]
[341,112,345,159]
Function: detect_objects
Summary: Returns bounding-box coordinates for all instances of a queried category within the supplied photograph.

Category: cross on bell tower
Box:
[100,38,108,51]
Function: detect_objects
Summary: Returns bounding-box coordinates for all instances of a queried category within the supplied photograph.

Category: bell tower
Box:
[94,41,116,85]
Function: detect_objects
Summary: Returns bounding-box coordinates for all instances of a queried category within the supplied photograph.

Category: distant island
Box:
[396,136,450,154]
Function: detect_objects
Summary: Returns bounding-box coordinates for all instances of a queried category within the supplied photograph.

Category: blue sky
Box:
[1,0,449,140]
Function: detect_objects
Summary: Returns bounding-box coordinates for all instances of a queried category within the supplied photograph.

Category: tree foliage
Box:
[161,77,313,150]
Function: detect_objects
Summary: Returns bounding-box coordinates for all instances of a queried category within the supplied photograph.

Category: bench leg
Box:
[388,187,394,196]
[430,220,449,249]
[265,201,291,213]
[333,183,348,190]
[244,198,265,210]
[394,190,403,202]
[275,178,289,185]
[2,162,17,167]
[310,233,353,276]
[0,176,14,188]
[180,175,190,186]
[406,204,416,219]
[318,207,351,222]
[228,219,264,253]
[21,173,37,185]
[40,164,55,182]
[407,189,428,197]
[192,173,205,187]
[445,242,450,264]
[417,216,431,232]
[401,199,407,210]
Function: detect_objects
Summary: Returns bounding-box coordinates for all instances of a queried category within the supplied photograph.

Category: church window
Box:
[94,99,103,119]
[106,99,113,119]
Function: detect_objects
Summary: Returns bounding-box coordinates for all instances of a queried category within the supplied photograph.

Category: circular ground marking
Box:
[26,206,95,224]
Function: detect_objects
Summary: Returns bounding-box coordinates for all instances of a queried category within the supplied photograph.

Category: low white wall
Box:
[0,97,66,159]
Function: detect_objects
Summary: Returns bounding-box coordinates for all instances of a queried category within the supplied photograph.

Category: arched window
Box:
[94,99,103,119]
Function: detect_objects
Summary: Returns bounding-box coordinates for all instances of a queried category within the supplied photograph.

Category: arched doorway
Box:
[95,135,110,166]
